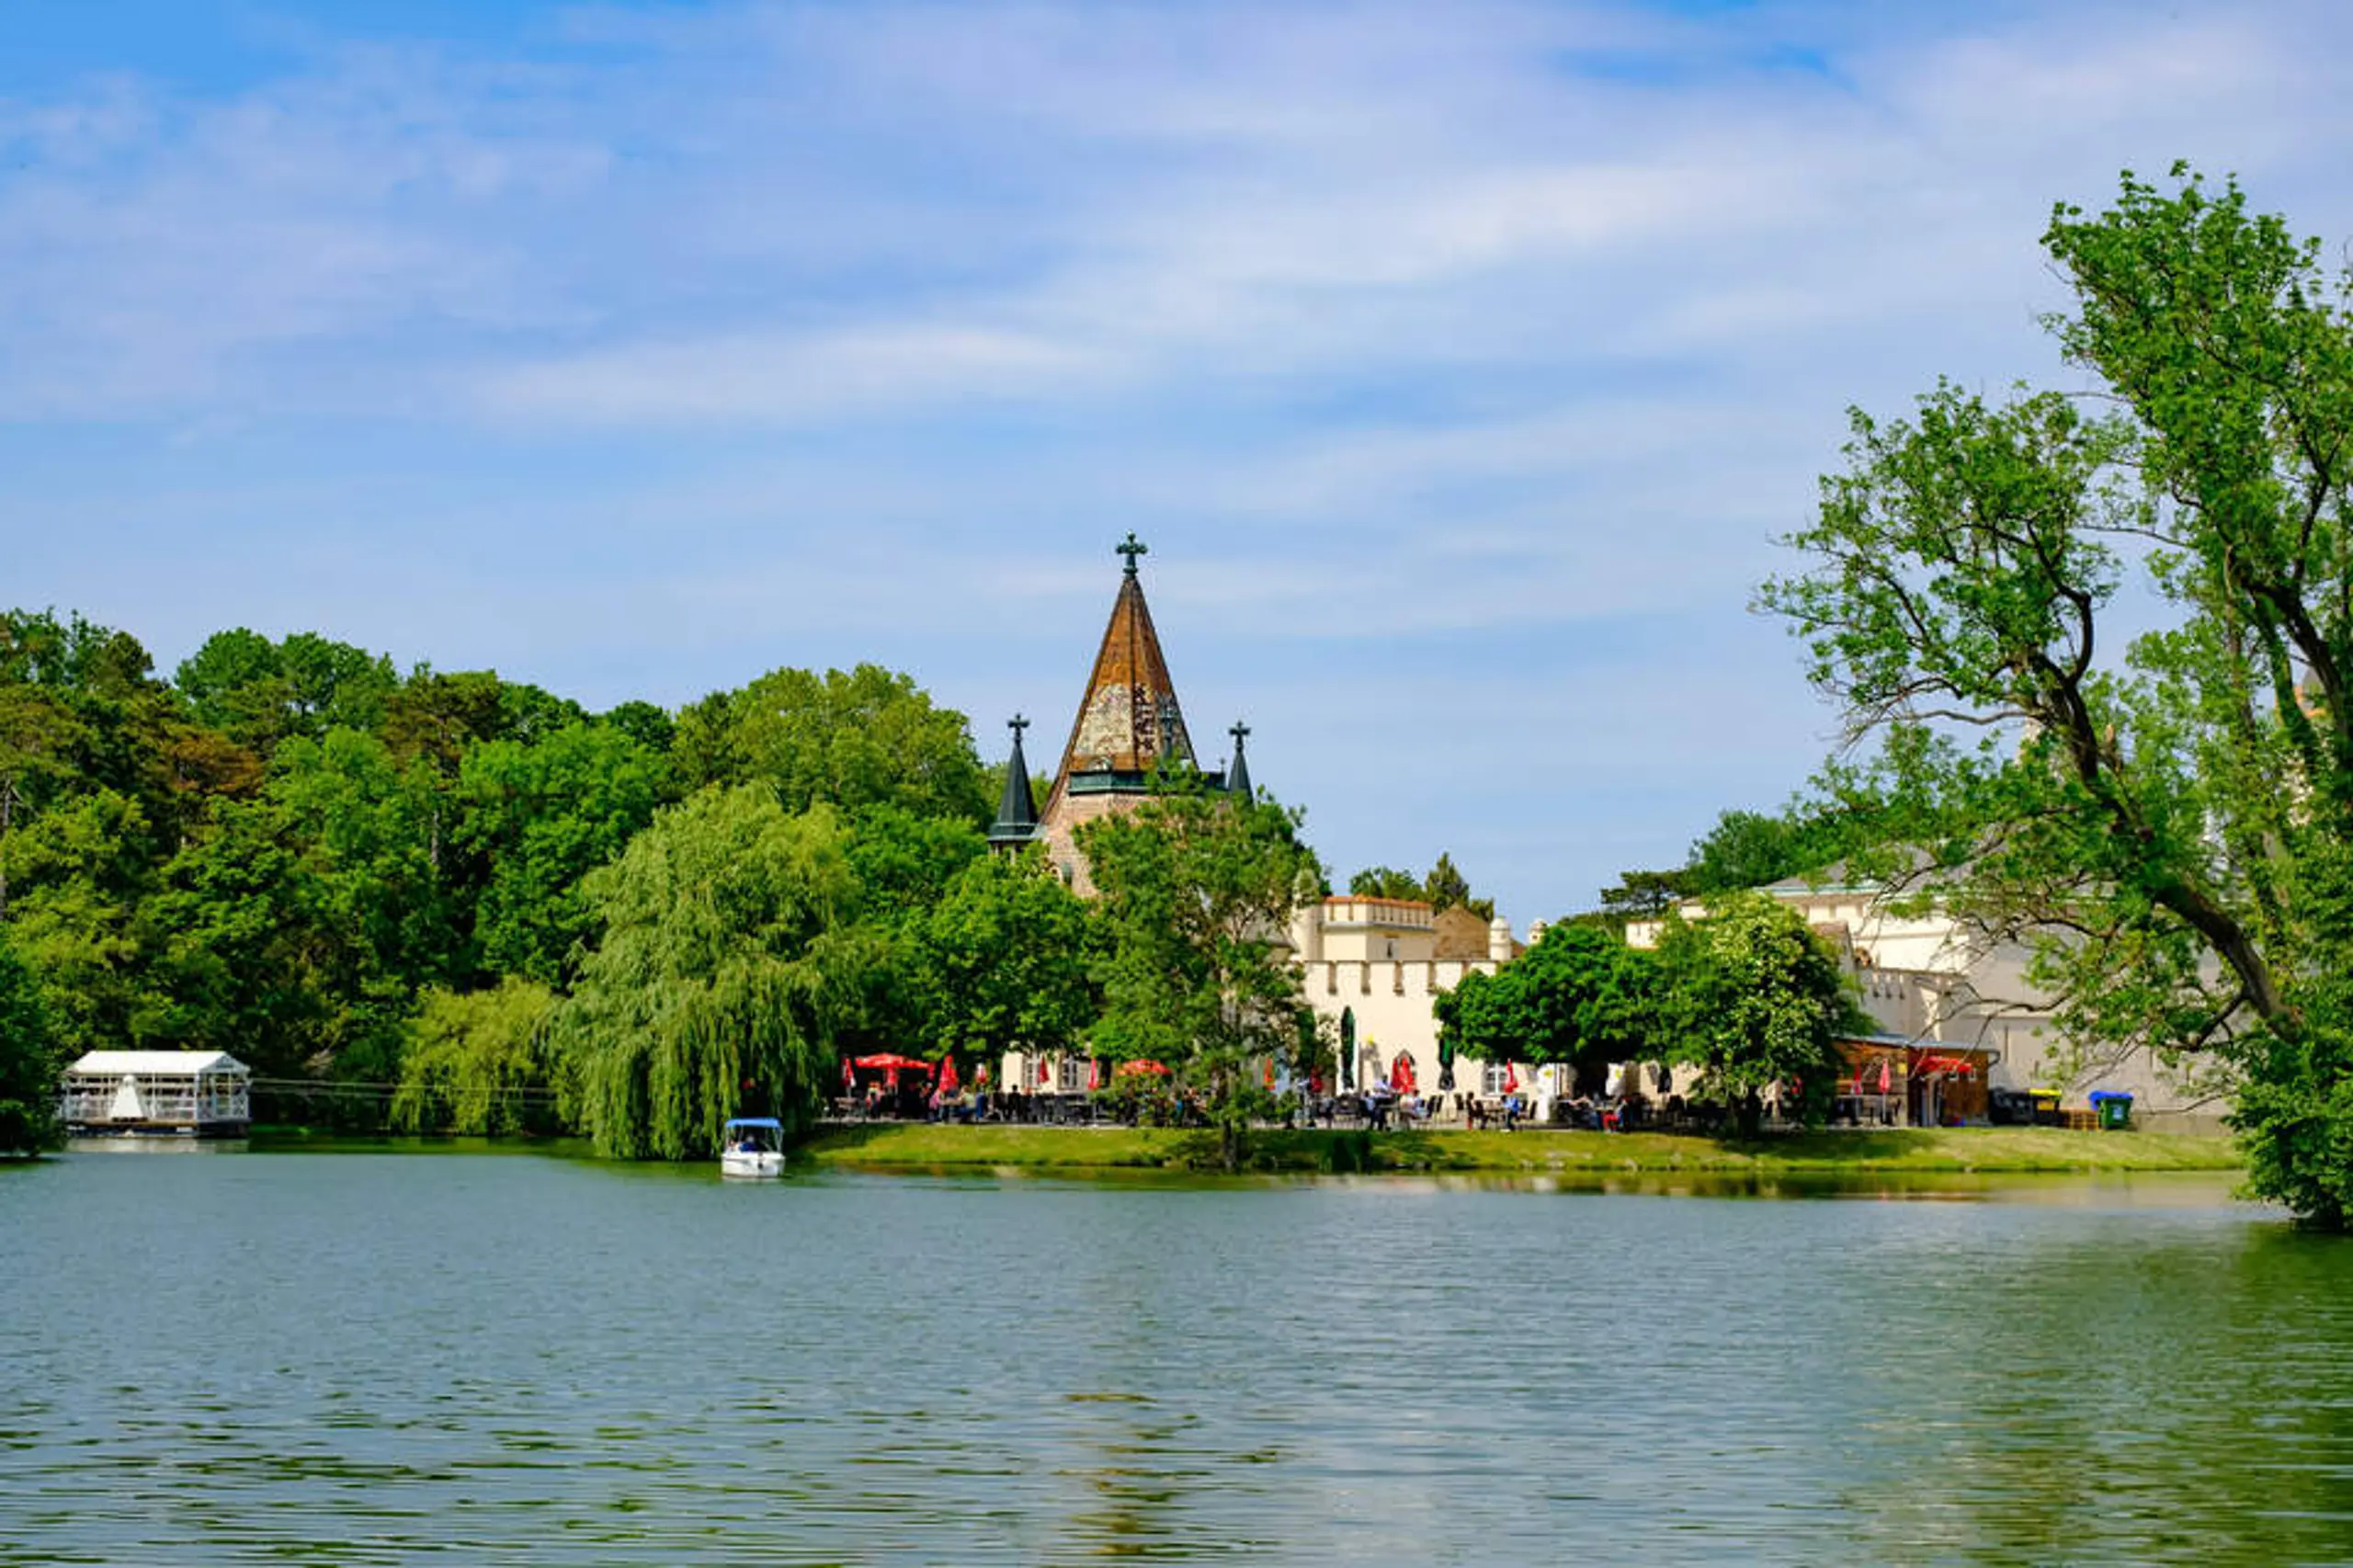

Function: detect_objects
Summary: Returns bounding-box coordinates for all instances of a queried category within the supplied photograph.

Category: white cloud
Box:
[12,0,2353,914]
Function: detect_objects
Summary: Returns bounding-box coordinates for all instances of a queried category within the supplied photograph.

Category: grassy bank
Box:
[798,1122,2242,1176]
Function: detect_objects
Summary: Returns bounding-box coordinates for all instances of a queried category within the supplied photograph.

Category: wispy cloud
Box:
[7,0,2353,913]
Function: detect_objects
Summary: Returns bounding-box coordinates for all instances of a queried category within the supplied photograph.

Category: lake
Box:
[4,1146,2350,1565]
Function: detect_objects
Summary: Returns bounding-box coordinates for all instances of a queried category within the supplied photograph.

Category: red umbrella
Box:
[842,1056,856,1092]
[1039,1059,1052,1086]
[1877,1060,1893,1094]
[977,1062,991,1088]
[855,1053,933,1073]
[938,1054,961,1094]
[1117,1059,1171,1077]
[1390,1053,1417,1094]
[1086,1057,1100,1092]
[1503,1062,1519,1094]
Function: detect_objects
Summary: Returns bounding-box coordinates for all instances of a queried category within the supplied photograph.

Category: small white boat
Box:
[719,1117,786,1177]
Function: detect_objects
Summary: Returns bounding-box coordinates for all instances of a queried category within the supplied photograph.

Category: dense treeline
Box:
[0,608,1104,1155]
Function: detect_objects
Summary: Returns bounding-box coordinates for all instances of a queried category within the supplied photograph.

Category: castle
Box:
[993,537,1541,1105]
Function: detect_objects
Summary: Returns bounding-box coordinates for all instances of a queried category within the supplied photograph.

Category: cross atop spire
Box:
[1117,532,1148,576]
[1226,718,1253,801]
[1009,712,1030,737]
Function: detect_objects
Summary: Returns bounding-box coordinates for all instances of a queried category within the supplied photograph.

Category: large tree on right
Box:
[1761,165,2353,1225]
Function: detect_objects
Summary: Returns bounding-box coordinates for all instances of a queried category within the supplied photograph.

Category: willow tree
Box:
[552,786,870,1159]
[1761,165,2353,1224]
[392,978,561,1136]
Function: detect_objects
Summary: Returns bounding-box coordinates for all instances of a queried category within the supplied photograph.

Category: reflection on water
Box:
[3,1153,2348,1565]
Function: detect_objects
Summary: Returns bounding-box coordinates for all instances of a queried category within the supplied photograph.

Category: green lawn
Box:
[797,1122,2241,1176]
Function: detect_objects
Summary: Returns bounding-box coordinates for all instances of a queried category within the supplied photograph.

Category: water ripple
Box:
[2,1155,2347,1564]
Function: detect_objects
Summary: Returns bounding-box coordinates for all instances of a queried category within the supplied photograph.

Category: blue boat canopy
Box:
[723,1117,785,1130]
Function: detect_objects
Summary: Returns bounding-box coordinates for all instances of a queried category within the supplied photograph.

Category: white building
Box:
[1628,878,2224,1128]
[1289,894,1552,1108]
[61,1051,253,1136]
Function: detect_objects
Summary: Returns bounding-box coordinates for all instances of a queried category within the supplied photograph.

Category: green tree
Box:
[1685,811,1808,894]
[0,929,62,1155]
[382,668,508,776]
[136,801,338,1078]
[1595,868,1693,924]
[906,849,1097,1069]
[175,630,397,756]
[1435,923,1661,1089]
[1759,166,2353,1221]
[458,722,666,986]
[1079,778,1323,1169]
[1421,851,1495,920]
[392,979,561,1135]
[551,787,871,1159]
[2,788,150,1061]
[1654,892,1864,1136]
[1347,865,1423,900]
[674,665,990,825]
[601,699,676,755]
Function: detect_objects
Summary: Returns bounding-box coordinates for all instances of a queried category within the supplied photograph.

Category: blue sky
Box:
[6,0,2351,922]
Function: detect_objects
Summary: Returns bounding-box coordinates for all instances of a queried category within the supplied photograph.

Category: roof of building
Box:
[989,713,1039,846]
[1045,535,1198,793]
[1225,719,1253,801]
[66,1051,249,1076]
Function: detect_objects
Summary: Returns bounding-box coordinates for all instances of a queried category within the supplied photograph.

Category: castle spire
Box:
[988,713,1038,849]
[1226,719,1252,801]
[1043,536,1195,793]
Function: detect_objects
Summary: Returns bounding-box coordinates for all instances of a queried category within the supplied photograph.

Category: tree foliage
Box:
[1081,778,1322,1168]
[458,722,667,986]
[1436,923,1659,1087]
[551,787,870,1158]
[905,849,1096,1066]
[392,978,561,1136]
[0,929,62,1155]
[674,664,991,825]
[1759,165,2353,1221]
[1654,893,1865,1135]
[1346,851,1495,919]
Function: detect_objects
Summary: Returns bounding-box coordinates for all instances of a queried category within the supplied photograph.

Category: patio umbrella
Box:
[1390,1052,1416,1094]
[1503,1062,1519,1095]
[854,1053,932,1072]
[1117,1059,1171,1076]
[842,1056,855,1093]
[938,1054,960,1094]
[1086,1057,1100,1092]
[1340,1007,1357,1090]
[1438,1030,1456,1092]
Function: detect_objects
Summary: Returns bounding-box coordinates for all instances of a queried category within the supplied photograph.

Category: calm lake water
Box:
[4,1148,2350,1566]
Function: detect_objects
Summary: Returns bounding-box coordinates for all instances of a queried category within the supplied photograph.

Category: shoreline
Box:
[799,1124,2244,1176]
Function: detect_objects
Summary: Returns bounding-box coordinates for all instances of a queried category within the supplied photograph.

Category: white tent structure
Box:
[61,1051,251,1136]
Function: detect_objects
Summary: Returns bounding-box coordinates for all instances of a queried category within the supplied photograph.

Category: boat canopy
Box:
[723,1117,784,1130]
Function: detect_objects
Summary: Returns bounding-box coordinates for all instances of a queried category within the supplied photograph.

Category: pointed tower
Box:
[988,714,1039,850]
[1225,720,1253,802]
[1032,533,1217,892]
